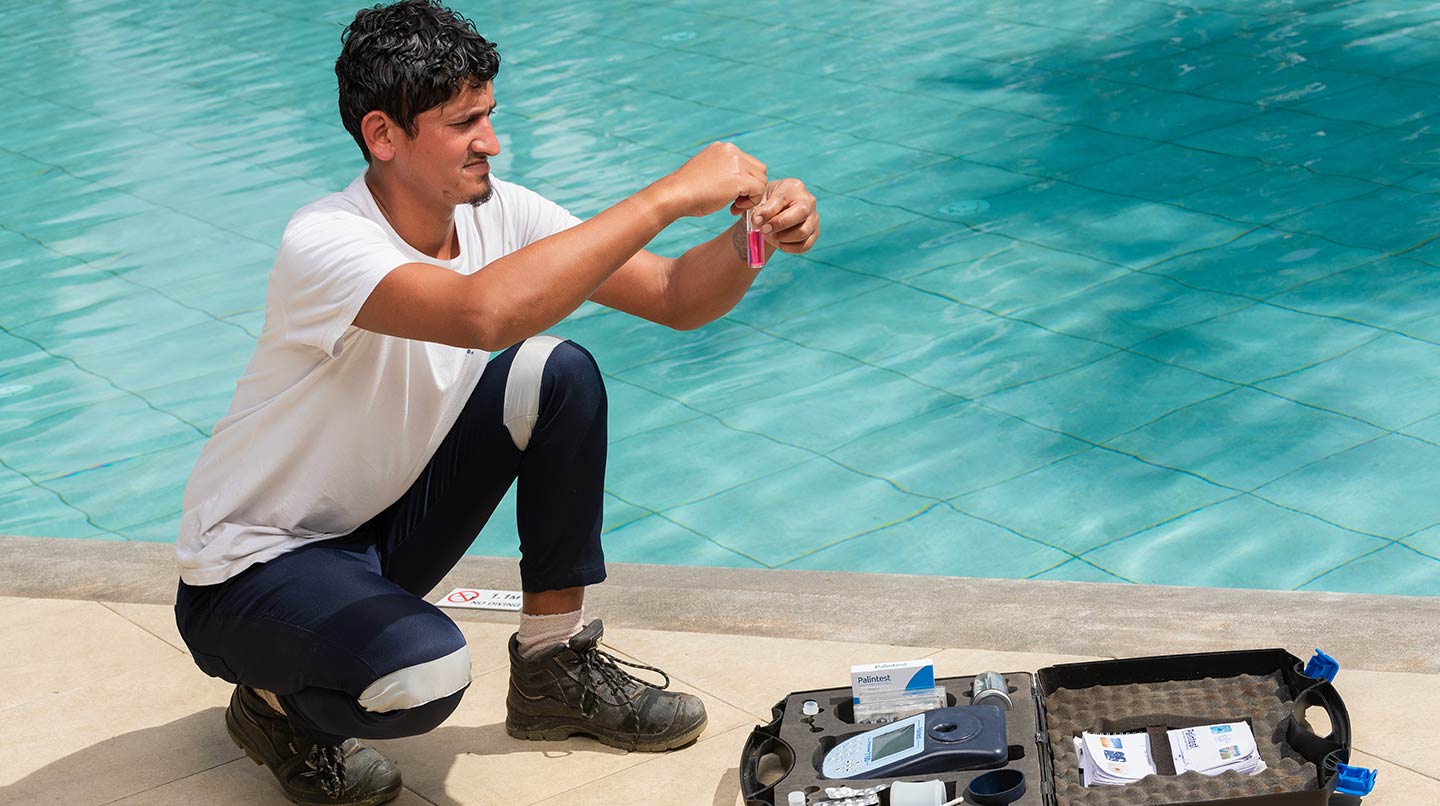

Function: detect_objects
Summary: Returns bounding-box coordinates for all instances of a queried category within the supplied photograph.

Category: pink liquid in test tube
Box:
[745,209,765,268]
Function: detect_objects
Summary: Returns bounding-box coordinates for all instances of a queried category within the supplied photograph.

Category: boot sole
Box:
[226,714,402,806]
[505,713,707,752]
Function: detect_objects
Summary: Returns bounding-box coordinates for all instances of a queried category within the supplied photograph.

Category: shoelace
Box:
[577,643,672,702]
[305,743,345,800]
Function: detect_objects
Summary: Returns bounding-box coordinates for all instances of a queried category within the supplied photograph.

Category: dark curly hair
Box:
[335,0,500,161]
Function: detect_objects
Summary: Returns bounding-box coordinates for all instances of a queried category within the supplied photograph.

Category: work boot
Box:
[506,619,707,751]
[225,685,402,806]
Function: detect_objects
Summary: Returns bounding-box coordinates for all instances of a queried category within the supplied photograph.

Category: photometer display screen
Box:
[870,724,916,761]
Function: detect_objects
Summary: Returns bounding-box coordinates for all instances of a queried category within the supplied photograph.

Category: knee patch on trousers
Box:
[356,644,472,713]
[503,336,602,451]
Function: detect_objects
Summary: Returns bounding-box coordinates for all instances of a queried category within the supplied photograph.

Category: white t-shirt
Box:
[176,173,581,586]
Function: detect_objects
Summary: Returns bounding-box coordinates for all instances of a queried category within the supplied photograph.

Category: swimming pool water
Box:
[4,0,1440,595]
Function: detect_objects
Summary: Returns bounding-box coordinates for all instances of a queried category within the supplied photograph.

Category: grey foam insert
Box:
[1044,673,1320,806]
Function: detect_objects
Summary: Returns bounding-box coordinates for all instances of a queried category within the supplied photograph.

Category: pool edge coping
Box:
[3,534,1436,674]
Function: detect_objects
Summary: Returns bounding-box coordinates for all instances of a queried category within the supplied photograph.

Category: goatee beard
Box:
[468,182,494,207]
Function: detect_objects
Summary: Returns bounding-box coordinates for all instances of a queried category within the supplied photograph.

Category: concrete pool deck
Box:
[1,534,1437,805]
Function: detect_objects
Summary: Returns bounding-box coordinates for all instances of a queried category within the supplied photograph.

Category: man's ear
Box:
[362,110,402,161]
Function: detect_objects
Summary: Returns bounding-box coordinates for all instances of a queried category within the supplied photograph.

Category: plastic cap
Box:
[1304,649,1340,683]
[1335,764,1377,796]
[802,700,820,716]
[787,791,807,806]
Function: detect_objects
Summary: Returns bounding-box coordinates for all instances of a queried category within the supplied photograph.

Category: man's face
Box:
[397,81,500,207]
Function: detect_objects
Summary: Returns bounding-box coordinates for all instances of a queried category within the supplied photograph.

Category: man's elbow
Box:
[466,304,522,352]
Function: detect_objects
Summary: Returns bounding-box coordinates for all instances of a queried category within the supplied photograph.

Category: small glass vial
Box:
[745,207,766,268]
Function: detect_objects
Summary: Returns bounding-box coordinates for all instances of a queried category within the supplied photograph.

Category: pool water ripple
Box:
[3,0,1440,594]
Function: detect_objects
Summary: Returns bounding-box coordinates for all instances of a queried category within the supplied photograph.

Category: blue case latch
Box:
[1334,763,1377,796]
[1304,648,1340,683]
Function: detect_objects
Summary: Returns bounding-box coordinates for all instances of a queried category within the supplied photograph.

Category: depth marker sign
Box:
[436,588,522,612]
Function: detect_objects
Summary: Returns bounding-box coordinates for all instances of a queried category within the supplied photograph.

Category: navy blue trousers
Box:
[175,340,608,743]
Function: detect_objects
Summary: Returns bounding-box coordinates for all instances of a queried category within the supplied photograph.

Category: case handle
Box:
[739,731,796,803]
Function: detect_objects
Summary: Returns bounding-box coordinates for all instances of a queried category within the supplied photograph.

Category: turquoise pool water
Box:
[4,0,1440,594]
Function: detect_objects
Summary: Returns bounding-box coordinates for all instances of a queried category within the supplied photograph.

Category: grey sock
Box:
[517,608,584,658]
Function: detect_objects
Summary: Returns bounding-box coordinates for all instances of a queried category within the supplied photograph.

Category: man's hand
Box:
[655,142,769,219]
[735,178,820,255]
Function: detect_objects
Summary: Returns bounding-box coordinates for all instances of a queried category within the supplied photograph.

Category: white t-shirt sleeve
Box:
[272,211,409,357]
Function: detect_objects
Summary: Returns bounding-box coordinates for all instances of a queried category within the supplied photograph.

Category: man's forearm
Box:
[664,220,774,330]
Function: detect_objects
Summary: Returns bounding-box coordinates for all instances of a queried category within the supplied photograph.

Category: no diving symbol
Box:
[447,590,481,604]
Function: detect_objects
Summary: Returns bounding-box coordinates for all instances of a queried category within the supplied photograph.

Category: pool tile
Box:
[882,316,1118,400]
[955,180,1135,243]
[1146,228,1381,299]
[613,329,863,412]
[664,457,931,568]
[44,441,203,533]
[1087,496,1389,590]
[715,364,957,454]
[727,261,890,328]
[12,283,216,364]
[0,340,132,434]
[864,158,1037,215]
[1305,127,1440,185]
[732,123,953,193]
[1275,188,1440,253]
[1269,257,1440,330]
[1,389,198,482]
[983,352,1235,443]
[1256,435,1440,538]
[1400,167,1440,194]
[1085,89,1260,143]
[1300,544,1440,596]
[600,493,650,535]
[1408,523,1440,559]
[1259,334,1440,430]
[1200,65,1382,109]
[0,480,111,538]
[554,313,751,374]
[954,448,1233,555]
[1177,164,1379,226]
[1065,144,1261,204]
[908,239,1128,316]
[601,378,700,443]
[833,399,1091,500]
[1132,303,1381,384]
[804,218,1014,281]
[1029,203,1253,269]
[0,463,32,497]
[1404,413,1440,445]
[116,511,183,542]
[600,515,765,569]
[1175,109,1378,165]
[768,282,984,364]
[133,366,246,435]
[1030,558,1131,584]
[800,191,921,248]
[1021,273,1255,349]
[1108,387,1384,491]
[0,239,91,290]
[964,125,1151,176]
[1292,78,1440,130]
[784,83,963,142]
[1110,46,1260,95]
[782,504,1072,577]
[607,417,811,511]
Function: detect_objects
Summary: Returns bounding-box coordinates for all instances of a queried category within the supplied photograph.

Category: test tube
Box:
[745,205,766,268]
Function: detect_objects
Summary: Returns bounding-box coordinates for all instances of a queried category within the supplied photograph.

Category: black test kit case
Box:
[740,648,1367,806]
